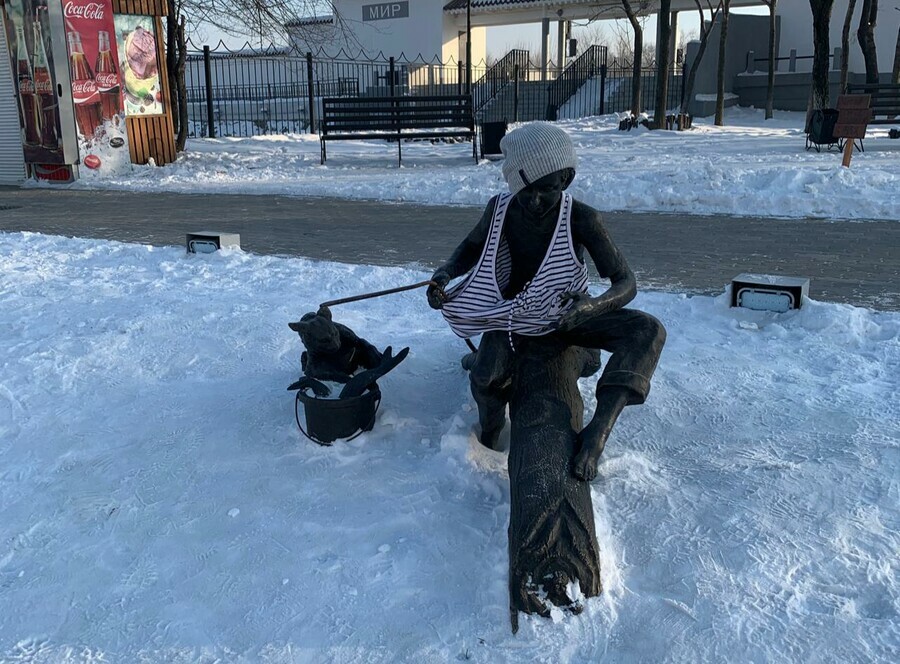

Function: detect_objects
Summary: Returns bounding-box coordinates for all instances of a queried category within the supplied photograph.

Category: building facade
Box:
[287,0,487,64]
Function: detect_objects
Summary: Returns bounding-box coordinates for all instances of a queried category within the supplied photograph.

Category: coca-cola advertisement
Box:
[1,0,66,164]
[62,0,128,169]
[114,14,162,116]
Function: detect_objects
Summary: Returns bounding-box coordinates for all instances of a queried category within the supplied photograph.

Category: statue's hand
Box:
[556,292,598,332]
[427,269,451,310]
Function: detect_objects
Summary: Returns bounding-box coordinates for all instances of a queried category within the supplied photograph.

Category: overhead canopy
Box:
[443,0,765,27]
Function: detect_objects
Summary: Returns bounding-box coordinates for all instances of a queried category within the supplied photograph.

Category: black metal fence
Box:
[185,41,686,139]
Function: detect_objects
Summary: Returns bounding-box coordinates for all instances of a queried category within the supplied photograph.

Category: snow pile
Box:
[0,232,897,662]
[44,108,900,222]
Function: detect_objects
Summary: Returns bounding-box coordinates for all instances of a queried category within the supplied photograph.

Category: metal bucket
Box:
[294,385,381,446]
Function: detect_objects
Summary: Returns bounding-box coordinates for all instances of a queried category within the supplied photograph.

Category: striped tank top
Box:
[441,192,589,339]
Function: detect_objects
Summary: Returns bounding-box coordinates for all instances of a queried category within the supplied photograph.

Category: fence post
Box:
[789,49,797,73]
[203,45,215,139]
[457,61,463,96]
[513,64,520,123]
[831,47,841,71]
[306,52,315,134]
[389,57,396,97]
[745,50,755,73]
[599,64,606,116]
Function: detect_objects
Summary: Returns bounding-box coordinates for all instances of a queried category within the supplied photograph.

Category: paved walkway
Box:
[1,186,897,310]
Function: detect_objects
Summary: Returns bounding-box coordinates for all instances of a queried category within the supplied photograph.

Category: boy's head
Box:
[500,123,577,196]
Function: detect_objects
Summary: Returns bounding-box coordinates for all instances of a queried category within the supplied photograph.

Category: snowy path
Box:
[0,233,897,662]
[51,109,900,223]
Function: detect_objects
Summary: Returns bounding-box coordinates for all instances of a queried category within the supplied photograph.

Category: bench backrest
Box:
[321,95,474,134]
[846,83,900,116]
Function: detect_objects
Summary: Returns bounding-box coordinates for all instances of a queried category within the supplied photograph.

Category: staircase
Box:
[474,45,609,124]
[472,49,529,117]
[477,81,549,123]
[546,45,607,120]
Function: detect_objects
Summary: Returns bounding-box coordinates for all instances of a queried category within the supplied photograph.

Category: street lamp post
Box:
[466,0,472,97]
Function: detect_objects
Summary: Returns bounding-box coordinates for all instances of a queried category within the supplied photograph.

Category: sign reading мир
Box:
[362,1,409,21]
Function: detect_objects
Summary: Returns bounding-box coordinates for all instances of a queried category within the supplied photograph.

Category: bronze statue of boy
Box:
[427,122,666,481]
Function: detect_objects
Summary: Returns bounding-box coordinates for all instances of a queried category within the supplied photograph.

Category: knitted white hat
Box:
[500,123,577,195]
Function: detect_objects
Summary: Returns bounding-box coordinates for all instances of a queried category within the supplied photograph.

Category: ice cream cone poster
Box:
[114,15,162,116]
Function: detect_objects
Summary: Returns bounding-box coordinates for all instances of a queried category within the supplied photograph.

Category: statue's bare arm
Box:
[427,197,496,309]
[558,203,637,331]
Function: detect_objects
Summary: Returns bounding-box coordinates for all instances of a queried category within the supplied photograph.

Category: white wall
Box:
[288,0,486,64]
[329,0,446,59]
[778,0,900,75]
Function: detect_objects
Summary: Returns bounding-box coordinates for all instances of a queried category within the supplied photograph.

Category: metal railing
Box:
[547,45,608,120]
[183,41,687,138]
[473,49,529,112]
[745,48,840,74]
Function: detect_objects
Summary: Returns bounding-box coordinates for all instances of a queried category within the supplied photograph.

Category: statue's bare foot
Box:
[572,424,607,482]
[479,424,504,451]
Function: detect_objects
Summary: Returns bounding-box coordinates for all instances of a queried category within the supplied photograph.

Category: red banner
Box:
[63,0,128,168]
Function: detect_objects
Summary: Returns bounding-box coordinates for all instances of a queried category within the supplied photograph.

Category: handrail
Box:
[472,48,530,111]
[546,45,607,120]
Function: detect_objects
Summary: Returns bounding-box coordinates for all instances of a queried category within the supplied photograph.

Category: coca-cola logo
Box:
[34,78,54,95]
[95,72,118,90]
[64,1,104,20]
[72,81,97,98]
[19,78,35,95]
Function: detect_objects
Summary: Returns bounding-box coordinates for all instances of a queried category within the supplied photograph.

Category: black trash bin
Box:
[805,109,841,152]
[481,121,508,159]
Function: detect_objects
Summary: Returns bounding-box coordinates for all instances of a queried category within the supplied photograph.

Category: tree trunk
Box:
[166,3,179,139]
[841,0,858,92]
[175,16,188,152]
[715,0,731,125]
[893,25,900,85]
[165,1,188,153]
[857,0,879,84]
[654,0,673,128]
[507,339,602,633]
[682,1,722,117]
[622,0,644,117]
[766,0,777,119]
[809,0,836,111]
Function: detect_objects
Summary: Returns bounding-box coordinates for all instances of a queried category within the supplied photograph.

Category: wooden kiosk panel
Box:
[114,0,176,166]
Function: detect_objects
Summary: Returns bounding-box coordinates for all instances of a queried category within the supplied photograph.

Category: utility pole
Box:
[466,0,472,97]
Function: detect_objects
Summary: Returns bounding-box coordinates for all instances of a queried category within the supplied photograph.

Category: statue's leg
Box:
[467,331,514,450]
[557,309,666,481]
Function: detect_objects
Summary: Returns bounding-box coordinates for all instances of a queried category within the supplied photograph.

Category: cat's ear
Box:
[317,305,332,320]
[288,321,309,333]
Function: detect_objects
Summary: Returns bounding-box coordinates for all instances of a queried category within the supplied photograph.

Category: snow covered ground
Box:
[57,108,900,222]
[1,232,897,662]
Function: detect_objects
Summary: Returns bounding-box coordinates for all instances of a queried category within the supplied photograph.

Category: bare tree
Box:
[167,2,344,152]
[714,0,731,125]
[166,1,188,152]
[894,7,900,84]
[809,0,836,111]
[840,0,857,92]
[761,0,777,119]
[575,18,654,68]
[654,0,673,128]
[681,0,722,117]
[621,0,651,116]
[857,0,880,83]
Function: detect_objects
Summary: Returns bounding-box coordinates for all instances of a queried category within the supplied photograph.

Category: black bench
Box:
[846,83,900,125]
[319,95,477,166]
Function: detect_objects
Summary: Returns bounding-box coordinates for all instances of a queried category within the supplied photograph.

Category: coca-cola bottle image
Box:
[32,21,59,151]
[94,30,120,119]
[67,29,102,140]
[15,23,42,148]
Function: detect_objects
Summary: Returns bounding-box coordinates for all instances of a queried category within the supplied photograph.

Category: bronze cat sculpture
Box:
[287,305,409,398]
